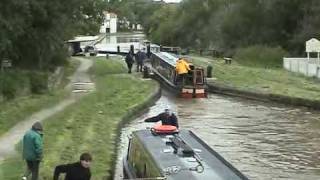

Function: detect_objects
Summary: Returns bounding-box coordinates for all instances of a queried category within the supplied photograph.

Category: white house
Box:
[100,12,117,34]
[306,38,320,59]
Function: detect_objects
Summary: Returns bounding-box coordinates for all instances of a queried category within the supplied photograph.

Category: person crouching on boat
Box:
[144,108,179,128]
[175,57,191,85]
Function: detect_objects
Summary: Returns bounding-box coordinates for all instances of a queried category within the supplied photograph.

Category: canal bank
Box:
[0,57,160,179]
[108,79,161,180]
[190,56,320,110]
[207,83,320,110]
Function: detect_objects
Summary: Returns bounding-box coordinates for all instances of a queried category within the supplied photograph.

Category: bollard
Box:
[143,66,149,78]
[117,46,120,54]
[207,65,213,78]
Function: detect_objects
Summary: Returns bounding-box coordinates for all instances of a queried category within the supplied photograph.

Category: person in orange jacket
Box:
[175,57,191,85]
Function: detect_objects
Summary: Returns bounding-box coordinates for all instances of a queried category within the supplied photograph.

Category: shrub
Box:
[29,71,48,94]
[0,76,17,100]
[0,71,28,100]
[234,45,288,68]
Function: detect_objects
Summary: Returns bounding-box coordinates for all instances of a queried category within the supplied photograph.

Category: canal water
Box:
[114,91,320,180]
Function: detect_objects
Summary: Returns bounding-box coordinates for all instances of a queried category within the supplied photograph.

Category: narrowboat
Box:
[123,126,249,180]
[150,52,207,98]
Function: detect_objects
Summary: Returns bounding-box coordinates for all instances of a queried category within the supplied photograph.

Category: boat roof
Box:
[133,130,248,180]
[152,52,178,66]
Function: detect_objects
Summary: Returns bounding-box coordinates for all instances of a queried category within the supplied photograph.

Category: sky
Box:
[152,0,182,3]
[163,0,182,3]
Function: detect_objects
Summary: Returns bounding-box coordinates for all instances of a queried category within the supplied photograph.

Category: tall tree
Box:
[0,0,106,70]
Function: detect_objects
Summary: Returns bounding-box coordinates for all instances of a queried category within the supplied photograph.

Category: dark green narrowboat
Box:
[123,129,249,180]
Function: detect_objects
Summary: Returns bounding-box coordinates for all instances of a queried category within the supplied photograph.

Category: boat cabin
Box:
[123,128,248,180]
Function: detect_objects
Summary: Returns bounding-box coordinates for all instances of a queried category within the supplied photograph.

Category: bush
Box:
[234,45,288,68]
[0,70,49,100]
[0,75,17,100]
[28,71,48,94]
[0,71,28,100]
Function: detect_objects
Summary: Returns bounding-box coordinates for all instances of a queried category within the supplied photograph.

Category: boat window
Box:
[195,70,204,85]
[127,135,163,178]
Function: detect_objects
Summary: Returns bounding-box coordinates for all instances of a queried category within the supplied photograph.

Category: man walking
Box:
[135,49,147,72]
[125,50,134,73]
[22,121,44,180]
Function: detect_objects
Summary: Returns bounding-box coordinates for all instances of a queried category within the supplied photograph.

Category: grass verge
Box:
[0,57,157,179]
[190,55,320,101]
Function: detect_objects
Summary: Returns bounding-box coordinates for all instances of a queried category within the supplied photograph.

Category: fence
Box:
[283,58,320,78]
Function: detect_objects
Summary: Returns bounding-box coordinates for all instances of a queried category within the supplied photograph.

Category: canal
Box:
[95,33,320,180]
[114,90,320,180]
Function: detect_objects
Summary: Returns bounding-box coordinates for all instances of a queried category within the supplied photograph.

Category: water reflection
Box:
[114,91,320,180]
[95,33,146,54]
[100,33,145,44]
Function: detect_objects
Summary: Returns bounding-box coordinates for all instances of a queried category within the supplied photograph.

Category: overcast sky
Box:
[164,0,182,2]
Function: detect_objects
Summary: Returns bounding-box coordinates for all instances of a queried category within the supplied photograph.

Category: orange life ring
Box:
[151,124,178,134]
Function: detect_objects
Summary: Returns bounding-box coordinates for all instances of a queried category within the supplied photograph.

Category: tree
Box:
[0,0,106,70]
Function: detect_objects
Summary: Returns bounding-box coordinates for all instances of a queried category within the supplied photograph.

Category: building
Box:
[283,38,320,78]
[100,12,117,34]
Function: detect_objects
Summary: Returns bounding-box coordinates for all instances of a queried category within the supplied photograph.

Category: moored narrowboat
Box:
[123,126,249,180]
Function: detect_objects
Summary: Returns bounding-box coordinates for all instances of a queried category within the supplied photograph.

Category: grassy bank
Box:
[59,58,81,88]
[0,57,157,179]
[190,56,320,101]
[0,58,79,136]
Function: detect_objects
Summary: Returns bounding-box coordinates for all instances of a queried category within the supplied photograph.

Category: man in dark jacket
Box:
[22,121,44,180]
[125,51,134,73]
[144,108,179,128]
[53,153,92,180]
[135,49,147,72]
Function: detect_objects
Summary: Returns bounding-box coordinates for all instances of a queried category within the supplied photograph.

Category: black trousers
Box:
[126,63,133,73]
[136,63,143,72]
[25,160,40,180]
